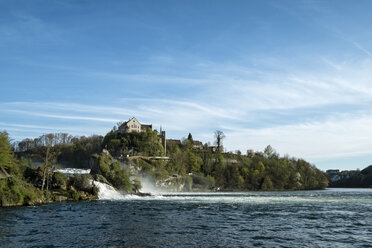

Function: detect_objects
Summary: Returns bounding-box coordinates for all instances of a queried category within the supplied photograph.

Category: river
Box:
[1,188,372,247]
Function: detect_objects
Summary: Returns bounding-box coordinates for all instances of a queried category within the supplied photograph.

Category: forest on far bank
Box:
[11,126,329,192]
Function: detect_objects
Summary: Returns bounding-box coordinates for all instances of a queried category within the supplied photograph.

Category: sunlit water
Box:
[1,188,372,247]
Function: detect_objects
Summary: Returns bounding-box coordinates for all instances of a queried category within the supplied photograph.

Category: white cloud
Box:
[224,114,372,160]
[2,109,119,123]
[2,53,372,171]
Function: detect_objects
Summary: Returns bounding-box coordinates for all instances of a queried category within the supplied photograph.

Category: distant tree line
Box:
[13,133,74,152]
[8,128,329,192]
[328,166,372,188]
[14,133,103,168]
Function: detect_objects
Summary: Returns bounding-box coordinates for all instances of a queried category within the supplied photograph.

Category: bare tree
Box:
[40,143,59,191]
[214,130,225,152]
[117,121,124,128]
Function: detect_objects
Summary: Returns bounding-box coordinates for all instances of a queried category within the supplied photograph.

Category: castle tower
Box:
[161,128,166,156]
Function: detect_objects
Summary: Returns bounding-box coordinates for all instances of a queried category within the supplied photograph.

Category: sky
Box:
[1,0,372,171]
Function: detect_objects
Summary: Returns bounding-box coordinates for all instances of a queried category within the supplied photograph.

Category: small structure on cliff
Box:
[118,117,152,133]
[118,117,167,155]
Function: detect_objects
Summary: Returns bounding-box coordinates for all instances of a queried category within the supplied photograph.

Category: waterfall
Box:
[54,168,91,177]
[55,167,141,200]
[92,181,133,200]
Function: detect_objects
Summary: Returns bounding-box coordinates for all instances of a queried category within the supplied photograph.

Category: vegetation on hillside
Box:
[0,131,99,207]
[92,151,137,192]
[102,128,328,191]
[327,165,372,188]
[0,131,44,206]
[3,123,329,206]
[102,128,164,157]
[14,133,103,168]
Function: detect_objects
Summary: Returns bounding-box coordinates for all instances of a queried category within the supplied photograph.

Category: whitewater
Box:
[19,168,367,247]
[54,168,372,206]
[1,188,372,247]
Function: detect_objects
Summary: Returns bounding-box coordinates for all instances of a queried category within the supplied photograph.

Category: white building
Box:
[118,117,152,133]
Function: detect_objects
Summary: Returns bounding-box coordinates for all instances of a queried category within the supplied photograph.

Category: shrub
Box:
[98,155,111,176]
[0,177,41,206]
[52,172,69,190]
[72,174,93,192]
[136,159,152,172]
[108,168,132,192]
[153,167,169,181]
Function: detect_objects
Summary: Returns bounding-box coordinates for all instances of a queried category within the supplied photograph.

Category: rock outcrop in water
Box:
[89,150,141,194]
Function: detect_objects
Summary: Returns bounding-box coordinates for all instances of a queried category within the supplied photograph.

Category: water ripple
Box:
[1,189,372,247]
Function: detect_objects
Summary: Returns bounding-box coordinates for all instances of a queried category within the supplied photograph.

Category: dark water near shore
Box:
[1,188,372,247]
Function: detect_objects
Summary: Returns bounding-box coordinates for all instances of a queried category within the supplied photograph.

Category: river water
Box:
[1,188,372,247]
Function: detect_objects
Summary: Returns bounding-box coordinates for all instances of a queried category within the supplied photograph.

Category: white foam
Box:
[92,181,128,200]
[55,168,91,176]
[138,176,168,195]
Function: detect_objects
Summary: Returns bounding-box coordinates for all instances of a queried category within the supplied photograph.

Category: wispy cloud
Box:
[3,55,372,145]
[224,114,372,160]
[321,57,344,71]
[353,42,372,56]
[2,32,372,171]
[5,110,120,123]
[92,71,216,86]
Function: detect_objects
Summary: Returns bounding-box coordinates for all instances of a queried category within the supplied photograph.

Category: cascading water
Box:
[55,167,133,200]
[54,168,91,176]
[92,181,128,200]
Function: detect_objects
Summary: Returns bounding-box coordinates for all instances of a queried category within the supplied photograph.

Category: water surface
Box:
[1,188,372,247]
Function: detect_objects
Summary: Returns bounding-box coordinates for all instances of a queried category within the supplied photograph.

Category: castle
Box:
[119,117,166,155]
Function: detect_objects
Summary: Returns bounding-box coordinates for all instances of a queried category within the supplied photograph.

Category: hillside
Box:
[327,166,372,188]
[5,125,329,204]
[102,128,328,191]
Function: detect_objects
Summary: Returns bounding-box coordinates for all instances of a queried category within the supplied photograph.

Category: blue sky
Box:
[1,0,372,171]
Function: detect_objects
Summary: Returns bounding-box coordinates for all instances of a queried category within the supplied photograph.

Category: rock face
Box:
[89,151,135,193]
[72,174,95,193]
[133,192,151,197]
[89,155,102,175]
[156,175,192,192]
[89,150,116,176]
[93,174,111,186]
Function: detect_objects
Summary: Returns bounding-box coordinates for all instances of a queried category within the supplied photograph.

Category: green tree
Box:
[261,176,273,190]
[187,151,203,174]
[0,131,15,173]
